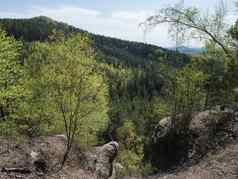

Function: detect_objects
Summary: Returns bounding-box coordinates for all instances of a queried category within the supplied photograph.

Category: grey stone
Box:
[96,141,119,179]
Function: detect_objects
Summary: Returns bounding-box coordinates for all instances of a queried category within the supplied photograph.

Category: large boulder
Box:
[149,108,236,169]
[96,141,119,179]
[189,109,236,160]
[153,108,235,141]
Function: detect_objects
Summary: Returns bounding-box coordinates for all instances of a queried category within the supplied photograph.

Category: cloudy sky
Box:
[1,0,237,47]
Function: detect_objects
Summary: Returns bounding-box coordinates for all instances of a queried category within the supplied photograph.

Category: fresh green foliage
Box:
[0,2,237,175]
[18,34,109,145]
[0,29,25,136]
[144,0,238,126]
[117,121,144,176]
[173,65,207,115]
[0,30,23,116]
[229,20,238,42]
[193,42,232,108]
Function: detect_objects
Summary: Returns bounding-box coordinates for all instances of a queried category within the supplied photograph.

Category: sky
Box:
[0,0,237,47]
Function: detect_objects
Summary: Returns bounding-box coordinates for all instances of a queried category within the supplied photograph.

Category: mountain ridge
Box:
[0,16,190,67]
[168,46,205,54]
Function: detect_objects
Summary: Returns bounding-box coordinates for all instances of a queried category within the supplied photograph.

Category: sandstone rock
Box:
[30,150,47,174]
[111,163,124,179]
[0,136,119,179]
[96,141,119,179]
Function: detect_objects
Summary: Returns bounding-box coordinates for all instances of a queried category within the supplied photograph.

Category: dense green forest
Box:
[0,1,237,177]
[0,16,191,175]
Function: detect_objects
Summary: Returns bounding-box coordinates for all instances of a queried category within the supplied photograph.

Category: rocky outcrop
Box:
[0,136,119,179]
[96,141,119,179]
[134,107,238,179]
[154,107,237,141]
[149,108,237,170]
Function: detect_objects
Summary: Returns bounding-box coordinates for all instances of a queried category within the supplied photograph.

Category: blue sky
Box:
[1,0,237,47]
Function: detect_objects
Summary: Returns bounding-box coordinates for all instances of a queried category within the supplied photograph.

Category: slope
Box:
[0,16,189,68]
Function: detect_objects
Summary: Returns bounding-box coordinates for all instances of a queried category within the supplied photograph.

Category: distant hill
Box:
[168,46,204,55]
[0,16,190,68]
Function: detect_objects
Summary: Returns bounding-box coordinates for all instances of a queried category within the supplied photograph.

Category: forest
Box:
[0,1,238,179]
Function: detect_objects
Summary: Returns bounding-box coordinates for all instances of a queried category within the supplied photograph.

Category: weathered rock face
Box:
[189,109,236,160]
[96,141,119,179]
[149,108,237,170]
[0,136,119,179]
[154,107,237,141]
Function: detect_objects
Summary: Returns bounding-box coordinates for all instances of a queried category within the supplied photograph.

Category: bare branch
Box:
[143,0,234,59]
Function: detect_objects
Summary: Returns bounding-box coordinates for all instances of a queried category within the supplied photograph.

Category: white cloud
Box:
[35,6,101,20]
[225,14,237,25]
[111,11,152,22]
[0,12,32,19]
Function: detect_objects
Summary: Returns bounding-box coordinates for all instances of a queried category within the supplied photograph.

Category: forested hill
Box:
[0,16,192,176]
[0,16,189,67]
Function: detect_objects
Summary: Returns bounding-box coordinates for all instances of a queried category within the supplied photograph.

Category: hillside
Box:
[0,135,119,179]
[0,16,189,67]
[0,12,237,179]
[0,16,192,177]
[169,46,205,55]
[122,108,238,179]
[1,108,238,179]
